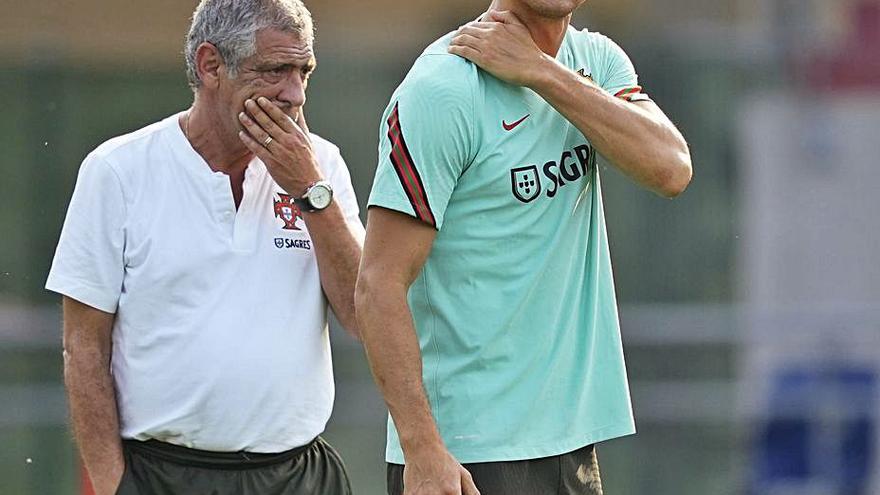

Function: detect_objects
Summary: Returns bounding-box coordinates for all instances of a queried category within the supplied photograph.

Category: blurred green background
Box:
[2,0,878,494]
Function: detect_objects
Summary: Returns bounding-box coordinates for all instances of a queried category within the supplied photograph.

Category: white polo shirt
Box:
[46,113,363,453]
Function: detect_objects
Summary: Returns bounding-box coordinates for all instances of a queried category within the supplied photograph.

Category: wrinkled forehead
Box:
[252,28,315,64]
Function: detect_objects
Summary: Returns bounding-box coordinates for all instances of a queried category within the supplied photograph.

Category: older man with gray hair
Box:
[45,1,363,493]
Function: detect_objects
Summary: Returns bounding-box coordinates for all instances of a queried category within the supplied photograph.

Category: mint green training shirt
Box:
[368,25,650,464]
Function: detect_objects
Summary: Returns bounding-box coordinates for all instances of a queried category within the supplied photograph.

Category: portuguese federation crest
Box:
[511,165,541,203]
[274,194,303,230]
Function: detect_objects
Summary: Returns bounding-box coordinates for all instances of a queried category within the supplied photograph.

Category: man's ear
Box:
[194,42,224,89]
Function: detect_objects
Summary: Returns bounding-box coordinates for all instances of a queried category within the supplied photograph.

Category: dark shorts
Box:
[116,436,352,495]
[387,443,603,495]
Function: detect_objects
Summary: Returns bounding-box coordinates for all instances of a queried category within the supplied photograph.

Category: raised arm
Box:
[239,97,363,338]
[449,10,692,198]
[62,296,124,495]
[355,208,479,495]
[528,67,691,198]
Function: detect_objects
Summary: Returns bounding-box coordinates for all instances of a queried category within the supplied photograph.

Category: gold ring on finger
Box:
[263,135,273,147]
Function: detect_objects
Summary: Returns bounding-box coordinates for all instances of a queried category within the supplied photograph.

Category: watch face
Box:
[309,184,333,209]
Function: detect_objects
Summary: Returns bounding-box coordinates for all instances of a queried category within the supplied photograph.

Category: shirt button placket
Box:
[213,177,235,237]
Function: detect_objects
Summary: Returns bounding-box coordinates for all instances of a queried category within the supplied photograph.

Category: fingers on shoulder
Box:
[448,44,482,62]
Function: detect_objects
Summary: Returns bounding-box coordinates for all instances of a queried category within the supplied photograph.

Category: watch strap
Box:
[293,196,315,212]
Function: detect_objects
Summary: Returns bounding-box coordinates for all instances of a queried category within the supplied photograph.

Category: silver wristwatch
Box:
[294,180,333,212]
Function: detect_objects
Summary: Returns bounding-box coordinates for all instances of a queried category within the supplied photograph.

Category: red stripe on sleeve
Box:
[614,86,643,98]
[386,104,437,227]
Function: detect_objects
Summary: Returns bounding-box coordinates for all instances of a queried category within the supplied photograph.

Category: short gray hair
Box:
[184,0,315,90]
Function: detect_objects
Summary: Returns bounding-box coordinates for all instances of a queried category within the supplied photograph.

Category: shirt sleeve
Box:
[45,153,127,313]
[367,56,475,230]
[597,35,651,103]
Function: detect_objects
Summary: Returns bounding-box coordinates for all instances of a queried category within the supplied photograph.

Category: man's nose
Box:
[278,72,306,109]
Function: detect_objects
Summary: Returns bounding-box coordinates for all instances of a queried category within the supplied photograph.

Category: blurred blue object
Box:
[753,365,876,494]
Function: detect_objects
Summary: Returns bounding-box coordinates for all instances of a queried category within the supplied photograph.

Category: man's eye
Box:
[259,66,288,77]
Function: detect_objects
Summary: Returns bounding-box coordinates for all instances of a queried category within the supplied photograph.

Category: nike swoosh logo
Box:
[503,114,530,131]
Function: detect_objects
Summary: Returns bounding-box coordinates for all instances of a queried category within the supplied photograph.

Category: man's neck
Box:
[487,0,571,57]
[181,99,253,176]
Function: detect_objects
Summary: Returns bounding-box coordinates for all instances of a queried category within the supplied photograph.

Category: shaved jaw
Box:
[500,0,587,18]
